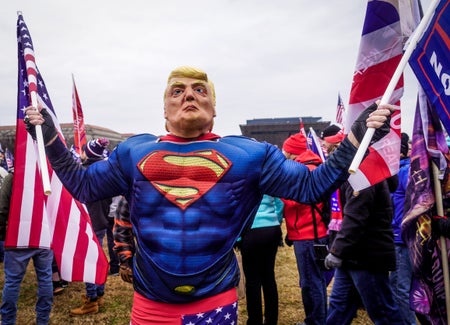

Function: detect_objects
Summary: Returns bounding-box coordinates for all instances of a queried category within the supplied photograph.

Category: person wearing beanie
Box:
[321,125,345,157]
[320,124,342,140]
[282,132,331,325]
[70,138,112,316]
[82,138,110,160]
[281,132,308,158]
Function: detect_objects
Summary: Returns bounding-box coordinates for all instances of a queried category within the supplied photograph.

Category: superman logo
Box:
[138,150,232,209]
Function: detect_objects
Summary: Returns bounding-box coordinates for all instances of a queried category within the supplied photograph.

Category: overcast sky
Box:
[1,0,432,137]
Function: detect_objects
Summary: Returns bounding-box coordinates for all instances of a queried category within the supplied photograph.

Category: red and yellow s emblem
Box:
[138,150,231,209]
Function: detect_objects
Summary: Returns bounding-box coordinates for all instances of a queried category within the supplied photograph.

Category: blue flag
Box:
[409,1,450,134]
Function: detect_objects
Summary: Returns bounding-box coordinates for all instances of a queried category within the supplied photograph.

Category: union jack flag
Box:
[345,0,417,191]
[8,12,108,285]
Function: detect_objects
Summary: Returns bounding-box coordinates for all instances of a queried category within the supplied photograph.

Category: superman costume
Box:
[45,132,357,304]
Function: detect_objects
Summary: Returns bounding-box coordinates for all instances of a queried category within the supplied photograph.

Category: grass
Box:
[0,234,372,324]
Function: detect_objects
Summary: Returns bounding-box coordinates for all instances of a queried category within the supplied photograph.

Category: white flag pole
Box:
[18,11,52,195]
[348,0,441,174]
[29,93,52,195]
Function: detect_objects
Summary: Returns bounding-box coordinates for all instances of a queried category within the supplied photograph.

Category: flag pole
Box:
[431,161,450,324]
[18,11,52,195]
[348,0,441,174]
[71,73,79,153]
[29,94,52,195]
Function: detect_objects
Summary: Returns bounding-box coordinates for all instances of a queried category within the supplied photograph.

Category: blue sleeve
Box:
[45,137,131,203]
[260,137,357,204]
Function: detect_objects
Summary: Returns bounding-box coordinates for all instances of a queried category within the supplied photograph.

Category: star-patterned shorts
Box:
[131,289,238,325]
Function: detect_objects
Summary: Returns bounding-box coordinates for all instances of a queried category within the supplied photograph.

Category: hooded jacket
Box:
[283,150,328,241]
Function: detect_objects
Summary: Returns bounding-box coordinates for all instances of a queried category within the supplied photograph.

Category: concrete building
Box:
[239,116,331,148]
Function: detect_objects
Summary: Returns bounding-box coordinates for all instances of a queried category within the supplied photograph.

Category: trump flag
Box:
[409,0,450,135]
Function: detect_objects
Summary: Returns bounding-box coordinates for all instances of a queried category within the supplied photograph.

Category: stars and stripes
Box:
[8,13,108,285]
[181,302,238,325]
[335,92,345,127]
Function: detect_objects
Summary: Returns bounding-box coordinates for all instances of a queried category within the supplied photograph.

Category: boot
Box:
[97,295,105,307]
[53,281,65,296]
[70,295,99,316]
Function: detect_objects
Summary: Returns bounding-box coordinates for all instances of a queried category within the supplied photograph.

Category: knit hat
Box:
[83,138,110,159]
[282,133,308,155]
[321,124,344,144]
[400,133,410,157]
[320,124,341,139]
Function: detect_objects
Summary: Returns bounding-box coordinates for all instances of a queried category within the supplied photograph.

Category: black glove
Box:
[25,109,58,144]
[350,103,391,145]
[432,216,450,239]
[119,261,133,284]
[324,253,342,269]
[284,235,293,247]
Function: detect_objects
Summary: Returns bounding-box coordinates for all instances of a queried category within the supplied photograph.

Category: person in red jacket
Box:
[282,132,329,325]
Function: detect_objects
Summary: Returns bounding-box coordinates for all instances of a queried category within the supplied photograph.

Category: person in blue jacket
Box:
[389,133,418,324]
[24,66,393,325]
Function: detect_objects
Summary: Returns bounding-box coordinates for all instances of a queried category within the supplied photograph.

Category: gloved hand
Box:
[119,262,133,284]
[350,102,391,145]
[432,216,450,239]
[284,235,293,247]
[324,253,343,269]
[24,108,58,144]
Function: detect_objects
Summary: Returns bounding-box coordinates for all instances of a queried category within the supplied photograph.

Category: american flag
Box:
[8,12,108,285]
[335,92,345,127]
[72,74,86,156]
[5,148,14,170]
[345,0,415,191]
[181,302,238,325]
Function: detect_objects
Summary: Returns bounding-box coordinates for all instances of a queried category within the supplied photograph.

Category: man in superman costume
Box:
[25,66,394,324]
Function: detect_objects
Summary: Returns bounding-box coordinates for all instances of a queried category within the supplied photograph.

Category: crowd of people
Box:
[0,65,447,324]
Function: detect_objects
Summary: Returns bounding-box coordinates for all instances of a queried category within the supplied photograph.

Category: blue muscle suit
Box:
[45,132,357,303]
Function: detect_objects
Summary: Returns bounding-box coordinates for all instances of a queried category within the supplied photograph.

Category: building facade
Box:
[239,116,331,148]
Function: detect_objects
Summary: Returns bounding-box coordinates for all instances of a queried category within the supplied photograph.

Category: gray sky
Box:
[1,0,432,137]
